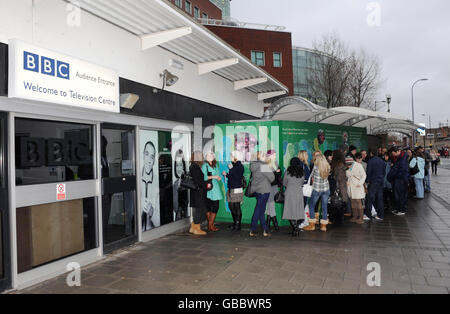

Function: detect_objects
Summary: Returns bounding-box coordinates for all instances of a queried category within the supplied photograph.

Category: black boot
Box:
[228,203,237,230]
[295,220,303,236]
[272,216,280,232]
[266,215,272,231]
[236,206,242,231]
[288,220,297,236]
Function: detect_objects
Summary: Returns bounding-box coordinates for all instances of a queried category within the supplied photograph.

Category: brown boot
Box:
[189,222,195,234]
[303,219,316,231]
[210,213,219,232]
[315,213,320,225]
[320,220,329,232]
[350,203,358,223]
[192,223,207,235]
[206,212,213,231]
[356,207,365,224]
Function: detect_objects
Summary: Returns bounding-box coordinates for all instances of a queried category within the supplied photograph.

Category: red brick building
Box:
[205,25,294,95]
[168,0,222,20]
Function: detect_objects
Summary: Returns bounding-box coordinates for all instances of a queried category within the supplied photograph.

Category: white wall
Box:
[0,0,263,117]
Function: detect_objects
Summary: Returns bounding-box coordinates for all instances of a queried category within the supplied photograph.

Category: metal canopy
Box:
[264,96,420,135]
[71,0,288,96]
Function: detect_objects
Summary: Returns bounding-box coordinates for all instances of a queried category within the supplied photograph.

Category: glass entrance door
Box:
[101,124,137,252]
[0,112,10,291]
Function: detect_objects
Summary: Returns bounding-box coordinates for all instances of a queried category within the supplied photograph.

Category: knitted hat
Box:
[345,157,354,164]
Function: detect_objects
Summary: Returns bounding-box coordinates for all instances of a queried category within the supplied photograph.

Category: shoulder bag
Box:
[274,187,285,203]
[245,174,255,198]
[409,158,420,176]
[303,173,313,198]
[180,174,199,191]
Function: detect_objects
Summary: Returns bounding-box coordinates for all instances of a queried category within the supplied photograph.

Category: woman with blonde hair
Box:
[222,150,245,231]
[298,150,311,207]
[310,150,323,172]
[303,154,331,232]
[298,150,311,183]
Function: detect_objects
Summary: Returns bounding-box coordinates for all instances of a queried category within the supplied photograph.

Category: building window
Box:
[251,51,265,67]
[202,12,208,20]
[273,52,282,68]
[194,7,200,18]
[15,118,95,186]
[185,0,191,14]
[175,0,182,8]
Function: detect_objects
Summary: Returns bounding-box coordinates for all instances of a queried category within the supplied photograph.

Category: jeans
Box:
[366,181,384,219]
[414,178,424,199]
[393,178,408,212]
[424,174,431,192]
[308,189,330,221]
[193,206,206,224]
[431,161,438,175]
[251,193,270,232]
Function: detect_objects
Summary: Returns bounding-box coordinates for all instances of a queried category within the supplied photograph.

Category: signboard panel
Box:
[8,39,119,113]
[214,120,368,226]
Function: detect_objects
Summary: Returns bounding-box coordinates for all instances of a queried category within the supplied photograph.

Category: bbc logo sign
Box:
[24,51,70,80]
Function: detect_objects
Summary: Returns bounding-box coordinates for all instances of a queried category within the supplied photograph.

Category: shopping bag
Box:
[371,205,377,217]
[299,204,310,229]
[303,175,313,198]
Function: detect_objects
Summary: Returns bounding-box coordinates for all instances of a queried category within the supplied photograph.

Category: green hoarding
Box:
[213,120,367,226]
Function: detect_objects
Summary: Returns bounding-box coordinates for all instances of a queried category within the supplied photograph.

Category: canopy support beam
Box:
[197,58,239,75]
[140,27,192,50]
[234,77,268,90]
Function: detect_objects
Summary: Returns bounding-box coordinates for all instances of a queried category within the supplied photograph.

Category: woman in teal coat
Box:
[202,152,223,231]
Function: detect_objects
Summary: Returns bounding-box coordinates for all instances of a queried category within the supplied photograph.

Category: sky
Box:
[230,0,450,128]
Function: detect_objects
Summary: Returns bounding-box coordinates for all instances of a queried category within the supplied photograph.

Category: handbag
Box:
[245,174,255,198]
[274,189,285,203]
[330,187,344,208]
[303,174,313,198]
[409,159,420,176]
[180,174,199,191]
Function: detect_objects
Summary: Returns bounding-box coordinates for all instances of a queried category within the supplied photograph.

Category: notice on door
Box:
[57,183,66,201]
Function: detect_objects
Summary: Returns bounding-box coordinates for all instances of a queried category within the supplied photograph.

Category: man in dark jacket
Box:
[366,151,386,220]
[387,146,409,216]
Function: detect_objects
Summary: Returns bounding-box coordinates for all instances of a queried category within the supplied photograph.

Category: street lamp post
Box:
[411,78,429,146]
[386,94,392,113]
[421,113,431,147]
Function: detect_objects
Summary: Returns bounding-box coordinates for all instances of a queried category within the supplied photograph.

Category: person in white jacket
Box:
[346,153,367,224]
[409,149,425,199]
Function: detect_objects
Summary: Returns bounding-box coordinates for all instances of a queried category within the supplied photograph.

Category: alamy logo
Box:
[23,51,70,80]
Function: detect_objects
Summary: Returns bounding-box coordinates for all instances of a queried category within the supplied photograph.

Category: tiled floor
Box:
[15,165,450,294]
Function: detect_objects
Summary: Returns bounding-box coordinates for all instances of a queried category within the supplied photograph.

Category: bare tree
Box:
[347,49,383,109]
[307,33,352,108]
[307,33,384,110]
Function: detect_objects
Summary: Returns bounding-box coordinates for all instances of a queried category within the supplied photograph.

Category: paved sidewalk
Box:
[16,179,450,294]
[430,159,450,205]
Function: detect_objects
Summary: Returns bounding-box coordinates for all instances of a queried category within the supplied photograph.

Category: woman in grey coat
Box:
[282,157,305,237]
[249,152,275,237]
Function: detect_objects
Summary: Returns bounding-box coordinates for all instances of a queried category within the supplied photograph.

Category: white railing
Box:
[198,18,286,32]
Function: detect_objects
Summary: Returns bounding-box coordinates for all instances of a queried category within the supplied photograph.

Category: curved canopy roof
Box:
[263,96,420,135]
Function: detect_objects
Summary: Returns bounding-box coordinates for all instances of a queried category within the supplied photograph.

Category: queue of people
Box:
[187,144,435,237]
